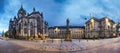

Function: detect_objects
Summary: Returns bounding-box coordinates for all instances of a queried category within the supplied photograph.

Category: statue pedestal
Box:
[64,38,72,41]
[35,36,38,40]
[64,33,72,41]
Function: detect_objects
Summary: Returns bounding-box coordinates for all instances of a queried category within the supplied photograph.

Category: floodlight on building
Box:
[106,18,110,26]
[91,19,94,23]
[107,22,110,26]
[113,24,117,28]
[106,18,109,22]
[54,27,60,32]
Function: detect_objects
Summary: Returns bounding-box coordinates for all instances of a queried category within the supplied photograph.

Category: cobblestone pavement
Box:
[7,38,119,52]
[0,39,68,53]
[1,37,120,53]
[75,40,120,53]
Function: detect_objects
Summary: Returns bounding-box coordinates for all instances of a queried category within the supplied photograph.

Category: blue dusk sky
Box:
[0,0,120,33]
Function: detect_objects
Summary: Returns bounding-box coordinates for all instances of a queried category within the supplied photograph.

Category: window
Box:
[30,22,33,28]
[19,23,21,33]
[30,22,34,35]
[24,28,27,34]
[24,22,27,26]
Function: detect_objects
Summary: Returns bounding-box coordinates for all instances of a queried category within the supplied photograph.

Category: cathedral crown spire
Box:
[17,4,26,18]
[20,4,23,9]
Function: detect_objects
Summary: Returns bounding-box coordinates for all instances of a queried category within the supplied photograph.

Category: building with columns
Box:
[9,5,48,40]
[48,26,84,39]
[85,17,116,39]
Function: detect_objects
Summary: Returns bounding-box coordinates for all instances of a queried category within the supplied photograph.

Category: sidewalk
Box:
[7,37,120,52]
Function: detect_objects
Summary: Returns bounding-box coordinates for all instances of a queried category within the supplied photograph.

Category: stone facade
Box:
[85,17,116,39]
[9,5,48,40]
[48,26,84,39]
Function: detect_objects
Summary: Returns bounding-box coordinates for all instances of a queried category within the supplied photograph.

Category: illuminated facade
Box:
[48,26,84,39]
[85,17,116,38]
[9,5,48,40]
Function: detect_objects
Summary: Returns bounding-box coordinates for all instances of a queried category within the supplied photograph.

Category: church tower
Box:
[17,5,26,18]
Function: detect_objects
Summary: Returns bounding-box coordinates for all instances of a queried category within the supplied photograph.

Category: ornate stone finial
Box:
[14,16,16,19]
[14,16,16,18]
[10,18,12,22]
[27,13,29,16]
[41,12,43,18]
[33,7,36,12]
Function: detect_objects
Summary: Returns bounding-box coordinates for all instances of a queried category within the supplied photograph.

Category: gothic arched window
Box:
[19,23,21,33]
[30,22,34,36]
[24,21,27,26]
[30,22,33,29]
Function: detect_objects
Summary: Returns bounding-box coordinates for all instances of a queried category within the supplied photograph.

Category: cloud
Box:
[0,0,66,32]
[0,0,21,32]
[0,0,120,33]
[60,0,120,26]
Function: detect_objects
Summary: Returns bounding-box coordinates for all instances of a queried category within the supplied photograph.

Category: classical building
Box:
[48,26,84,39]
[85,17,116,38]
[9,5,48,40]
